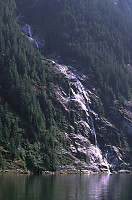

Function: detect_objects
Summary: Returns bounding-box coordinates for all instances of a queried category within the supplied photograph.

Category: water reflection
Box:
[0,173,132,200]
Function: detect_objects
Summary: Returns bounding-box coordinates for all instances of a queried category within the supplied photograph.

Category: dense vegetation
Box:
[0,0,70,171]
[16,0,132,102]
[0,0,131,172]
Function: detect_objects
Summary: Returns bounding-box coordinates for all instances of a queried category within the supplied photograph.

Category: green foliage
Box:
[0,0,132,172]
[0,0,69,171]
[17,0,132,101]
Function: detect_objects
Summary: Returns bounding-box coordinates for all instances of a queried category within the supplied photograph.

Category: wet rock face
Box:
[54,63,131,172]
[122,101,132,138]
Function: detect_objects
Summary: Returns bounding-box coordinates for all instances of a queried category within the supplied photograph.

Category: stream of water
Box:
[23,24,39,48]
[79,81,98,147]
[16,15,39,48]
[57,64,98,147]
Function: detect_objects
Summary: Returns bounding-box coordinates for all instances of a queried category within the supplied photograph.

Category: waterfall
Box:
[34,40,39,49]
[16,15,39,49]
[78,81,98,147]
[54,64,111,172]
[27,24,32,37]
[25,24,39,48]
[56,63,98,147]
[16,14,21,21]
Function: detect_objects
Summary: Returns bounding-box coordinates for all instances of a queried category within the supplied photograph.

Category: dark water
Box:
[0,173,132,200]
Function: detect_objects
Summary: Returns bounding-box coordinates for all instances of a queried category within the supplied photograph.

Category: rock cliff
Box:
[48,62,131,173]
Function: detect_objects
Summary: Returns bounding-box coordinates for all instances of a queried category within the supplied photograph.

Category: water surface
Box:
[0,173,132,200]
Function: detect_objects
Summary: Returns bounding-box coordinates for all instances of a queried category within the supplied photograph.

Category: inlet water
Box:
[0,173,131,200]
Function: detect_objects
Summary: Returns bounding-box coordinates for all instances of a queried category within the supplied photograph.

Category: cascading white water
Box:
[70,76,110,172]
[52,63,111,172]
[79,81,98,147]
[56,64,98,147]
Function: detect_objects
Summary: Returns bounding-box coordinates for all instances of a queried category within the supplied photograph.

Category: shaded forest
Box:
[16,0,132,101]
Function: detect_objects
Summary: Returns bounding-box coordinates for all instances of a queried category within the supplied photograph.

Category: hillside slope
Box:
[16,0,132,101]
[0,0,131,173]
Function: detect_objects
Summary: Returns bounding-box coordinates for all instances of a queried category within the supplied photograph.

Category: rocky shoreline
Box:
[0,169,131,175]
[0,169,32,174]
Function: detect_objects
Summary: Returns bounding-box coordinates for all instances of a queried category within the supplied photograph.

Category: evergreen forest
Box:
[16,0,132,101]
[0,0,132,172]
